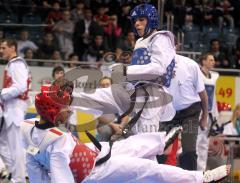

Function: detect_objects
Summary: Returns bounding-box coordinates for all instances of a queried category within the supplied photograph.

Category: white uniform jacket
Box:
[21,119,76,183]
[1,56,30,127]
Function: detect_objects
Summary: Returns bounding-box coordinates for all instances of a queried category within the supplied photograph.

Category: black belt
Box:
[0,116,4,133]
[85,131,113,166]
[121,85,149,138]
[174,102,201,120]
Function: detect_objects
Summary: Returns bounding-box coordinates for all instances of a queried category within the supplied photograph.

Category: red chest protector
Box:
[70,141,98,182]
[3,69,12,89]
[22,120,99,182]
[3,62,32,100]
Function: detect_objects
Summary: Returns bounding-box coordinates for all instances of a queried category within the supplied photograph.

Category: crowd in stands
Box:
[0,0,239,68]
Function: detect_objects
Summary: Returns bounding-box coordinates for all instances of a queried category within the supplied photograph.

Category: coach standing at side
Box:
[0,38,31,183]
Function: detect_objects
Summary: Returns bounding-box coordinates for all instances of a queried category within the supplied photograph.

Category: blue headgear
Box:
[130,4,159,36]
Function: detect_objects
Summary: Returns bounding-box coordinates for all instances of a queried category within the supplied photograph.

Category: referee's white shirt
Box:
[167,54,205,111]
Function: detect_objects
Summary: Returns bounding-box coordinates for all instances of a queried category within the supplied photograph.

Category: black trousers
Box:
[159,102,201,170]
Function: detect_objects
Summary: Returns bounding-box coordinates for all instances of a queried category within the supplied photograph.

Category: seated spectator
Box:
[24,48,38,66]
[85,34,109,63]
[43,50,63,67]
[184,14,194,31]
[45,1,63,31]
[94,5,109,28]
[36,0,51,21]
[104,14,122,51]
[115,31,135,64]
[51,50,62,60]
[73,8,104,60]
[193,0,216,29]
[216,0,234,31]
[118,3,132,36]
[17,29,38,58]
[53,10,74,60]
[68,53,79,68]
[209,39,231,68]
[98,76,112,88]
[37,32,59,60]
[70,0,85,23]
[116,31,136,52]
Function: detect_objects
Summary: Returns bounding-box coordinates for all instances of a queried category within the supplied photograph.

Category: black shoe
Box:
[164,126,182,151]
[7,173,11,180]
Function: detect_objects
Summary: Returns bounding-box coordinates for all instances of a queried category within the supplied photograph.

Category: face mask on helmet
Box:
[35,84,72,125]
[130,4,160,37]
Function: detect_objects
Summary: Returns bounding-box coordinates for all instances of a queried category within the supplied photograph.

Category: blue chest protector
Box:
[131,48,175,87]
[33,151,51,171]
[205,84,214,111]
[131,48,151,65]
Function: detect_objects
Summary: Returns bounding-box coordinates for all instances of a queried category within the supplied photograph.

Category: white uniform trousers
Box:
[0,122,26,183]
[197,114,214,171]
[73,84,175,134]
[197,127,209,171]
[83,132,203,183]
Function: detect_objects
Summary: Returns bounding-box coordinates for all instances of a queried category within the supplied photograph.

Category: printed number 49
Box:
[218,88,232,98]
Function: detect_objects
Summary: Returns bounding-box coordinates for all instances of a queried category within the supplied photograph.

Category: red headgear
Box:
[35,84,72,124]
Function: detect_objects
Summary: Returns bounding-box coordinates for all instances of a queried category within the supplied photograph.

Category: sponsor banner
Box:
[216,76,236,109]
[235,77,240,107]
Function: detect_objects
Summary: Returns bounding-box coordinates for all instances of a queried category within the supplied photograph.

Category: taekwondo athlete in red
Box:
[21,79,98,183]
[0,38,31,183]
[22,78,231,183]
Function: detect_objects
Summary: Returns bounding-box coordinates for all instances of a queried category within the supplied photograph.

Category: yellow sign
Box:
[76,111,97,142]
[216,76,235,109]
